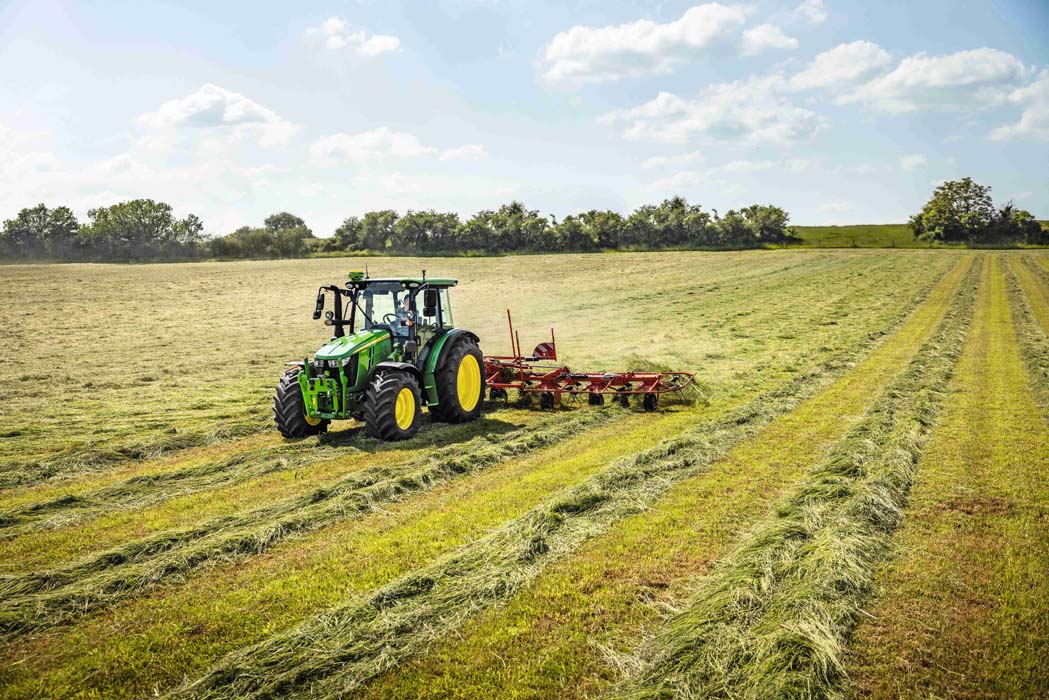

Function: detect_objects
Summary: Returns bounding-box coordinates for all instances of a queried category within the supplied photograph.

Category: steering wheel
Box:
[383,313,399,325]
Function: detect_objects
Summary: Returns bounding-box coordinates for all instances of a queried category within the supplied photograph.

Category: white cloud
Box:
[842,48,1029,112]
[138,84,298,147]
[899,154,927,170]
[991,69,1049,142]
[541,3,746,86]
[789,41,892,90]
[600,76,825,145]
[793,0,828,25]
[642,170,709,192]
[818,201,851,213]
[304,17,400,57]
[310,128,486,165]
[642,150,703,169]
[741,24,798,56]
[439,144,488,161]
[310,128,436,163]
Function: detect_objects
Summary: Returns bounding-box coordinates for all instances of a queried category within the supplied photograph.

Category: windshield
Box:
[356,282,412,335]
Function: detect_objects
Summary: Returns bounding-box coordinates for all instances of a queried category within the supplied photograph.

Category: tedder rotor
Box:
[275,271,695,442]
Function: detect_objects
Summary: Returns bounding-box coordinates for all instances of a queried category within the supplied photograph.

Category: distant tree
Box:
[360,210,399,250]
[486,202,550,251]
[393,210,461,251]
[83,199,204,260]
[739,204,790,245]
[0,204,81,259]
[577,210,625,249]
[911,178,995,243]
[264,212,311,235]
[986,202,1042,244]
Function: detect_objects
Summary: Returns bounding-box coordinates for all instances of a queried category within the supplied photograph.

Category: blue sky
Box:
[0,0,1046,235]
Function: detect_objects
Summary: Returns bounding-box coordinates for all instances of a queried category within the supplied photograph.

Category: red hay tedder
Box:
[483,311,696,411]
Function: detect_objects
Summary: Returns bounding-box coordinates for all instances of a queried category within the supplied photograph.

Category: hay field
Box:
[0,249,1047,699]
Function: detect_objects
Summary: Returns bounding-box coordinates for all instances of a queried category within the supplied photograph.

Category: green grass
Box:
[356,257,973,700]
[5,250,1047,699]
[843,256,1049,699]
[791,224,922,248]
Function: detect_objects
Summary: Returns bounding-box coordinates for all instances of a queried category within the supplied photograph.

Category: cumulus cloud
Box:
[741,24,798,56]
[641,170,709,193]
[793,0,828,25]
[789,41,892,90]
[642,150,703,169]
[899,154,927,170]
[310,127,487,164]
[541,3,746,86]
[138,84,298,147]
[304,17,400,57]
[599,76,825,145]
[991,69,1049,141]
[841,48,1029,112]
[439,144,488,161]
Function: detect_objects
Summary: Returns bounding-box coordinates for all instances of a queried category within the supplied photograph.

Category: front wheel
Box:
[274,369,328,438]
[364,371,422,441]
[430,337,485,423]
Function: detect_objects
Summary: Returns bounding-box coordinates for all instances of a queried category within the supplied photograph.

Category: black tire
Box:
[643,393,658,412]
[273,369,328,438]
[588,393,605,406]
[429,337,485,423]
[615,392,630,408]
[363,371,422,441]
[489,388,508,402]
[539,392,555,410]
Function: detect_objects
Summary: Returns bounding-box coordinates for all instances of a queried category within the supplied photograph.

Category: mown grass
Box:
[0,251,944,486]
[604,258,978,699]
[357,256,973,699]
[153,261,962,700]
[843,255,1049,699]
[0,407,690,700]
[0,250,962,699]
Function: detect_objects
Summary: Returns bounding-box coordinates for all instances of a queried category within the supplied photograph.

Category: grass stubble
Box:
[0,408,617,640]
[356,255,973,700]
[160,261,964,700]
[604,257,979,700]
[841,254,1049,699]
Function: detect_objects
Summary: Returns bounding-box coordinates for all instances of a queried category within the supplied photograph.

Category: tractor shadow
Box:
[314,413,526,452]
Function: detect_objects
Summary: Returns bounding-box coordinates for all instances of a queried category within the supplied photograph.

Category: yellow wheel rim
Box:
[456,354,481,412]
[304,412,321,426]
[395,387,416,430]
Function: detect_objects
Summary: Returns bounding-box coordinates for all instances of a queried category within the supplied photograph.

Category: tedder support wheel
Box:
[274,369,328,438]
[488,388,508,402]
[364,371,422,441]
[588,393,605,406]
[430,336,485,423]
[643,393,658,412]
[539,392,555,410]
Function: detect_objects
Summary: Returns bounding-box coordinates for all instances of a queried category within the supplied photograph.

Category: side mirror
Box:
[312,290,325,320]
[423,289,438,318]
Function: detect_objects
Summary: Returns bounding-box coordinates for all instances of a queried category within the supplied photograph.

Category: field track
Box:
[1,250,1047,699]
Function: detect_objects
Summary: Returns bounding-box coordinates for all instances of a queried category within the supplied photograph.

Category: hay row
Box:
[606,259,980,700]
[163,262,962,700]
[0,408,617,641]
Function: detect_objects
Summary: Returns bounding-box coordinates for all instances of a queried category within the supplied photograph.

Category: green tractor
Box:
[274,271,485,441]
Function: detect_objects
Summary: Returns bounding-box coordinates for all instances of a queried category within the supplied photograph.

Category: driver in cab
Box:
[394,294,413,336]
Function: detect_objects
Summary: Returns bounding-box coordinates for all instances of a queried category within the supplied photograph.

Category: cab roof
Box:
[347,276,457,288]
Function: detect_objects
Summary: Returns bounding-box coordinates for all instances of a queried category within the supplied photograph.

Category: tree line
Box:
[911,178,1046,245]
[0,197,794,262]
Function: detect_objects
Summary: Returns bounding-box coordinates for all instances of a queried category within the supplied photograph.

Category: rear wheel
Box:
[274,369,328,438]
[430,337,485,423]
[364,371,422,441]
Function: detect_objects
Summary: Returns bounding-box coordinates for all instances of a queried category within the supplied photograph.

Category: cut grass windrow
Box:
[0,407,617,641]
[605,258,978,700]
[0,416,270,490]
[164,262,962,700]
[1008,256,1049,416]
[842,256,1049,699]
[0,410,525,538]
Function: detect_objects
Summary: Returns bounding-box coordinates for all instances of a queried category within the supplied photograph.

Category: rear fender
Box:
[420,329,480,406]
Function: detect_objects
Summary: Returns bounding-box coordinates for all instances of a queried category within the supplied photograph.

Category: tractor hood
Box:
[313,328,389,361]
